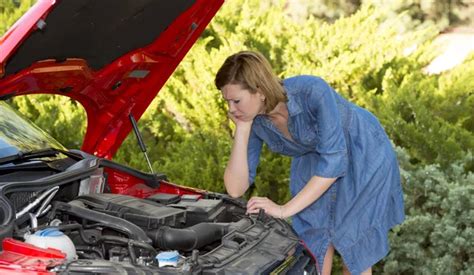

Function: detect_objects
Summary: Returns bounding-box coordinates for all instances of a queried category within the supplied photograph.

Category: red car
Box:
[0,1,317,274]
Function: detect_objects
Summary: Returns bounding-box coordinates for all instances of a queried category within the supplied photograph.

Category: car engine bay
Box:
[0,155,315,274]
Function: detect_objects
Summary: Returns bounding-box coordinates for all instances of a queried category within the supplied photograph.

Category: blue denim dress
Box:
[247,75,405,273]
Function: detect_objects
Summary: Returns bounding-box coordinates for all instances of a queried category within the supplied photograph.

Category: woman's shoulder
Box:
[283,75,329,94]
[283,75,326,85]
[283,75,331,102]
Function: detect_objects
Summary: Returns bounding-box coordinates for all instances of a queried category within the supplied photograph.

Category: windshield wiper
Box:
[0,148,61,166]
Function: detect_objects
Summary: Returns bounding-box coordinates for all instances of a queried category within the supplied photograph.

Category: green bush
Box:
[367,54,474,171]
[289,0,474,30]
[9,95,86,149]
[0,0,35,34]
[382,147,473,274]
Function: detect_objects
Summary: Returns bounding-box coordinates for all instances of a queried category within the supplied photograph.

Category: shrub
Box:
[381,147,473,274]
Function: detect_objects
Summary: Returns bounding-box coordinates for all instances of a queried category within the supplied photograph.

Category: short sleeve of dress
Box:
[307,78,347,178]
[247,128,263,185]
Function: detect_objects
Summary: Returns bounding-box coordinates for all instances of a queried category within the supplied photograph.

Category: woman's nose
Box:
[228,102,236,112]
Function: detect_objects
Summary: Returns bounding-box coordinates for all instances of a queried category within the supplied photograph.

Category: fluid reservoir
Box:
[24,228,77,261]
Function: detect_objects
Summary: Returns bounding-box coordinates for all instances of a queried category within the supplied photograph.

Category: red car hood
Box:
[0,0,223,158]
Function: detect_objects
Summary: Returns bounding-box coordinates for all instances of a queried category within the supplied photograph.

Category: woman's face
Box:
[221,83,265,122]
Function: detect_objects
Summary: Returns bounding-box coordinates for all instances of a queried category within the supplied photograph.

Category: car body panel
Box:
[0,0,223,159]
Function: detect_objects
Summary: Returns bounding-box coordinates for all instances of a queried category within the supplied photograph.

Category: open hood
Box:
[0,0,223,158]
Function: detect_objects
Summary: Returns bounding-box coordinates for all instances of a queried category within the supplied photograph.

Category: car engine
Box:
[0,157,316,274]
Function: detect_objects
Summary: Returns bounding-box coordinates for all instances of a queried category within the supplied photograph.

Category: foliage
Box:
[367,54,474,171]
[158,130,231,193]
[381,147,474,274]
[288,0,474,30]
[9,95,86,149]
[0,0,35,35]
[1,0,473,273]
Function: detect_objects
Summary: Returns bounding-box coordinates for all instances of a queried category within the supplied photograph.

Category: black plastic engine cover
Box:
[76,193,186,229]
[170,198,227,226]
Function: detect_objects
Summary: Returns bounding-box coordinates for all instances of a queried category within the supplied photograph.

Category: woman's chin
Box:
[240,116,254,122]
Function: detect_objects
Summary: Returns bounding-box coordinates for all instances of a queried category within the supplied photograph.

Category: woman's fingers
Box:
[228,112,255,128]
[246,197,280,217]
[247,197,267,208]
[247,197,265,213]
[228,112,238,124]
[247,200,264,210]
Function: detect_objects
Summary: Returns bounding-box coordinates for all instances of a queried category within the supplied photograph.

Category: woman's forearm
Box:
[282,176,337,218]
[224,125,252,197]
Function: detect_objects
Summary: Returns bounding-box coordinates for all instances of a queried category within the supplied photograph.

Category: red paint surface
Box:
[0,0,224,159]
[105,167,204,199]
[0,238,65,275]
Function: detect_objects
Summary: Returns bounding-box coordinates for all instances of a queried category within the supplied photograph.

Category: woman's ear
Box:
[257,90,266,102]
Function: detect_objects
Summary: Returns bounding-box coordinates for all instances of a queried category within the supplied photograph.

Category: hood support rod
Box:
[129,114,154,174]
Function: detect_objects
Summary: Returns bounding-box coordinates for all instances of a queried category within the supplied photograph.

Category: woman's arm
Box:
[282,175,336,217]
[246,175,336,218]
[224,122,253,198]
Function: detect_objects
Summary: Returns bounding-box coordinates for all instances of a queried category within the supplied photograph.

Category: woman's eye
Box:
[234,100,240,104]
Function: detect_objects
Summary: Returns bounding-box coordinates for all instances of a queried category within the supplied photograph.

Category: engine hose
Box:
[33,223,100,246]
[50,201,152,245]
[99,235,156,265]
[148,218,253,251]
[15,186,59,219]
[128,241,137,264]
[32,222,83,233]
[75,245,105,259]
[100,235,156,253]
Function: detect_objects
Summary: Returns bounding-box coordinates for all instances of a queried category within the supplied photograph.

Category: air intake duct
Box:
[148,218,251,251]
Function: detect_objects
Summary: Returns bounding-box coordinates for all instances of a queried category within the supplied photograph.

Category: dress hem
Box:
[335,220,403,274]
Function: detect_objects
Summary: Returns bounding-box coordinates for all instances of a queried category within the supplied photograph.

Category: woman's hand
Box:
[246,196,286,219]
[228,111,254,129]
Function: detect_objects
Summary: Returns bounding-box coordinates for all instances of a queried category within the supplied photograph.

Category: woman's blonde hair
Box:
[215,51,287,113]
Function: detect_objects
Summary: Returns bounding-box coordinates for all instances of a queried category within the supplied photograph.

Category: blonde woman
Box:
[215,51,405,274]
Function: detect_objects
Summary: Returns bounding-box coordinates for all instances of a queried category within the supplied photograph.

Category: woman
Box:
[215,51,404,274]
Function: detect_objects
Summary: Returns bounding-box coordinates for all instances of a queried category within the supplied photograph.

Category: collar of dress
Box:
[284,84,303,117]
[255,85,302,126]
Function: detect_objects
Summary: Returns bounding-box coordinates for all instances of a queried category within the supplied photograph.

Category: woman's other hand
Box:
[246,196,286,219]
[228,111,254,129]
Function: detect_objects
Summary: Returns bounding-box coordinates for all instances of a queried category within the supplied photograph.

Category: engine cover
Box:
[76,193,186,229]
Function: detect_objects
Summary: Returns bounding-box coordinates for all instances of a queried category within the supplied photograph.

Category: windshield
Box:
[0,101,66,159]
